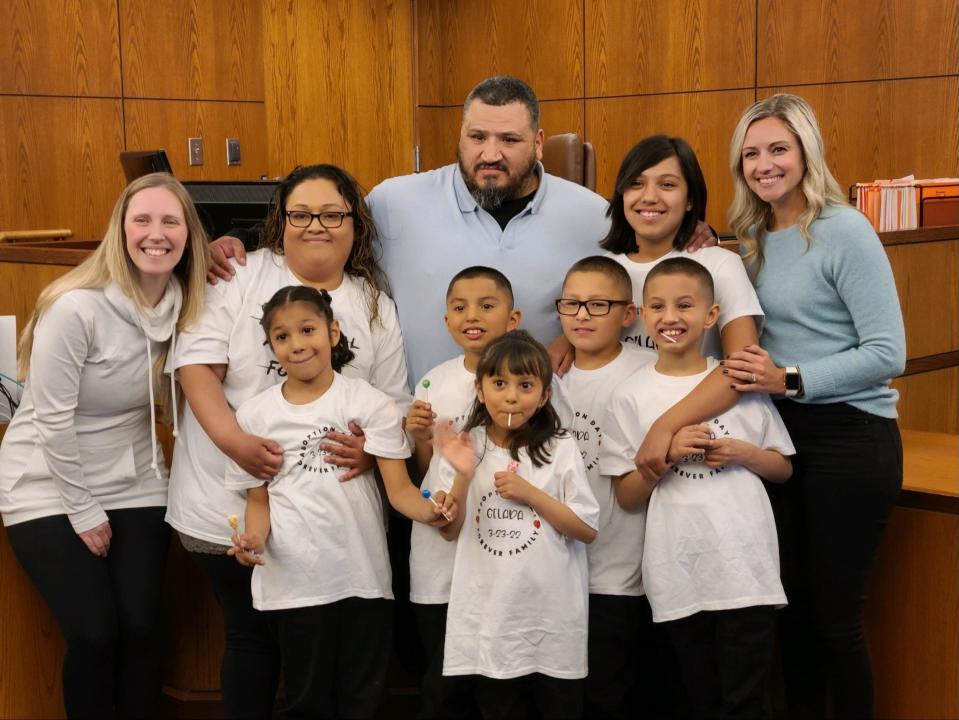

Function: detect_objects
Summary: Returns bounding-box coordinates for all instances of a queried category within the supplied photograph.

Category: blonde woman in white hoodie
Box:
[0,172,209,719]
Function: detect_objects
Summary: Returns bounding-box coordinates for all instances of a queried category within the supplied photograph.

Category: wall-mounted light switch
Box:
[188,137,204,166]
[226,138,241,166]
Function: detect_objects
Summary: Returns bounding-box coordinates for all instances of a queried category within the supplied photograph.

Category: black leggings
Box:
[187,548,281,719]
[770,401,902,719]
[6,507,169,719]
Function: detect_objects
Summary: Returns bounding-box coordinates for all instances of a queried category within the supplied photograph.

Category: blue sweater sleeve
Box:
[799,213,905,401]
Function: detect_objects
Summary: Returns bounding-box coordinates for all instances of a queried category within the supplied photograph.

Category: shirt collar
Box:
[453,161,548,216]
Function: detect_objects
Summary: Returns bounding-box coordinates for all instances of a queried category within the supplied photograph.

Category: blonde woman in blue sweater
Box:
[723,93,905,719]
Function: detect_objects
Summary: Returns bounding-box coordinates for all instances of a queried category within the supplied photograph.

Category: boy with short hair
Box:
[406,265,573,720]
[554,256,652,720]
[600,257,794,719]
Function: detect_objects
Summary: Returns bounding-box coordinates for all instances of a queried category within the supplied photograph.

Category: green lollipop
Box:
[421,378,430,403]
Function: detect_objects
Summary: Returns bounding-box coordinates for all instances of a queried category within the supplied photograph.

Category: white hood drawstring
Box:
[105,281,182,481]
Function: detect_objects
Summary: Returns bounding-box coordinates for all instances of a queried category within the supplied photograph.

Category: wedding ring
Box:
[751,373,757,383]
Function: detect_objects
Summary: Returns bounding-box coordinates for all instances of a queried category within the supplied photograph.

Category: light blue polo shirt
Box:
[368,163,610,386]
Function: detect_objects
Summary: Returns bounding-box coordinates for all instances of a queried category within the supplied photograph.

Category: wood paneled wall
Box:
[414,0,959,232]
[0,0,268,241]
[263,0,415,192]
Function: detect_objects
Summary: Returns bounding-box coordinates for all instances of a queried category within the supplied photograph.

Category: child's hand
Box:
[228,532,265,566]
[493,471,533,504]
[427,490,458,527]
[667,424,712,463]
[705,438,752,469]
[405,400,436,444]
[434,422,476,477]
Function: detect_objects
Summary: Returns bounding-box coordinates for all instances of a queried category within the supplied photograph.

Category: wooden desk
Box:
[866,430,959,719]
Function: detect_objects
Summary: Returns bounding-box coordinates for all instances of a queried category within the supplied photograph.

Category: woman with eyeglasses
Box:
[165,164,410,719]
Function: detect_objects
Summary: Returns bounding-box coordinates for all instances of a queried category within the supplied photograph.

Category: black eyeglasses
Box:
[555,298,631,316]
[285,210,354,229]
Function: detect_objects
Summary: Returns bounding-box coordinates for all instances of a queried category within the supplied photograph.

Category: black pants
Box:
[414,602,475,720]
[6,507,169,719]
[187,548,281,719]
[664,605,776,720]
[771,400,902,719]
[271,597,393,720]
[473,673,583,720]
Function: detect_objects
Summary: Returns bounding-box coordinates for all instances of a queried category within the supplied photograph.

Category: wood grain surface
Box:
[0,96,126,241]
[416,0,584,105]
[120,0,264,101]
[758,0,959,86]
[585,0,754,96]
[887,238,958,360]
[893,367,959,434]
[0,0,121,96]
[124,99,268,181]
[586,89,755,229]
[762,78,959,191]
[264,0,414,191]
[866,506,959,719]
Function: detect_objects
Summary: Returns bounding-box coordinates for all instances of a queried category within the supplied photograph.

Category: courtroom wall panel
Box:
[764,78,959,191]
[417,100,585,173]
[585,0,754,96]
[124,99,268,181]
[893,368,959,434]
[758,0,959,86]
[416,0,584,106]
[0,0,121,96]
[586,90,754,230]
[886,239,959,360]
[0,97,126,241]
[120,0,264,101]
[264,0,414,191]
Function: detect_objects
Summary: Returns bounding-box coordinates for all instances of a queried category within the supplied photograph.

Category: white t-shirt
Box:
[167,249,411,545]
[225,374,410,610]
[606,247,763,361]
[441,429,599,679]
[600,359,794,623]
[558,344,651,596]
[408,355,575,605]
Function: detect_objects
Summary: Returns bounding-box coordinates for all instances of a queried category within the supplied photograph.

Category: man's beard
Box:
[458,149,538,212]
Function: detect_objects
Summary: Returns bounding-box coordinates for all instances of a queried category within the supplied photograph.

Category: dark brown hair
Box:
[260,285,355,372]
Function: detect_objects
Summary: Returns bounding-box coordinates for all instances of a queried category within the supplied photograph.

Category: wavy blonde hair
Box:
[728,93,847,279]
[18,173,210,419]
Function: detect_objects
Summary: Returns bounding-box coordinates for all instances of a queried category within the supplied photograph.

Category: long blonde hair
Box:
[18,173,210,403]
[728,93,847,278]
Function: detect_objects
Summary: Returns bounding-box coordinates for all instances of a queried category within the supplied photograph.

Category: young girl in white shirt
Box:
[226,284,455,719]
[435,330,598,720]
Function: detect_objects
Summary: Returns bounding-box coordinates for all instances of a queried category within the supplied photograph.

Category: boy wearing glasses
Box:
[554,256,651,720]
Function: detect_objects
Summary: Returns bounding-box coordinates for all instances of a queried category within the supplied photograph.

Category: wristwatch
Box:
[784,366,803,397]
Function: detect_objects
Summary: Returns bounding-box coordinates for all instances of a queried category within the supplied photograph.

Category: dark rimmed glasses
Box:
[285,210,354,229]
[555,298,631,316]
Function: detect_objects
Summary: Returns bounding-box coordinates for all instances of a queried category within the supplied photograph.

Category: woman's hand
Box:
[78,521,112,557]
[228,532,266,566]
[668,424,712,463]
[223,432,283,481]
[405,401,436,445]
[322,422,375,482]
[723,344,785,394]
[493,470,533,504]
[433,421,476,477]
[207,236,247,284]
[682,220,719,252]
[547,334,574,376]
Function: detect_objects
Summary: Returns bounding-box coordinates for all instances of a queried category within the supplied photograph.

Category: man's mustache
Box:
[474,162,508,173]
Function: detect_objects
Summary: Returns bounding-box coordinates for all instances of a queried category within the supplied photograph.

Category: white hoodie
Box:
[0,281,181,532]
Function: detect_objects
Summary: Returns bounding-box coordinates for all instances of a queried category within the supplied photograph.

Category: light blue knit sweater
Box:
[748,205,906,418]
